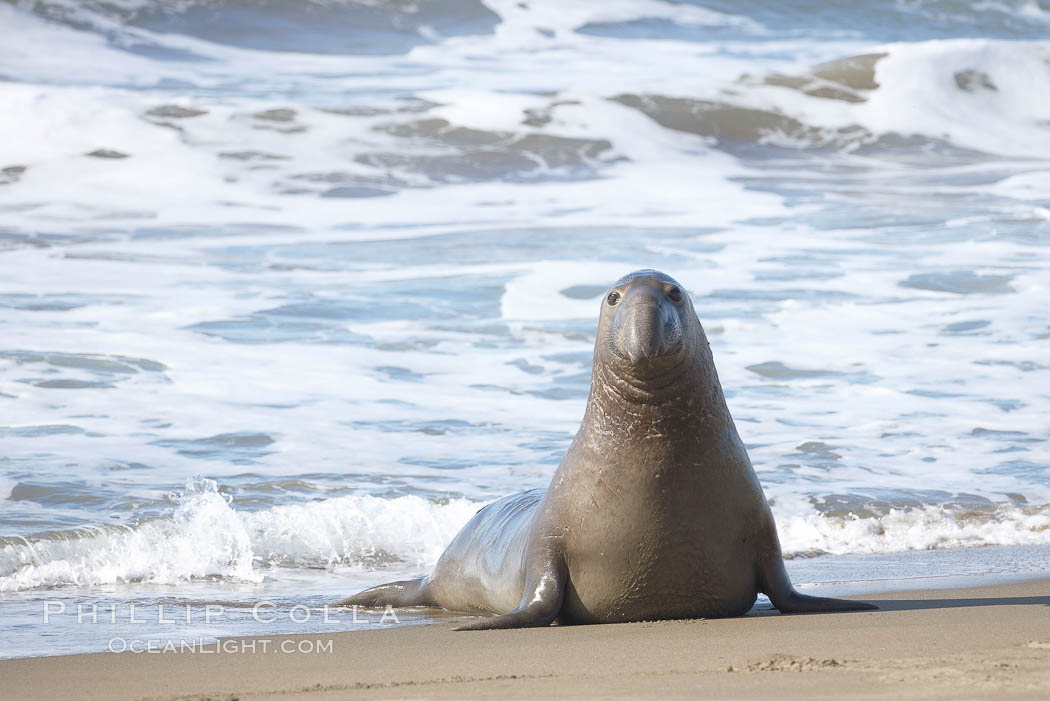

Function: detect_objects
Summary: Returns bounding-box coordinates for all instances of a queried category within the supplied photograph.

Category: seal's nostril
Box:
[625,327,662,362]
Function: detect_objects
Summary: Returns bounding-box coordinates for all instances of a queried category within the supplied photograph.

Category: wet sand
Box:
[3,577,1049,700]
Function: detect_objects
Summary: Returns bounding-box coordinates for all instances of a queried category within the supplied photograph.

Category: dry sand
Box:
[3,578,1049,700]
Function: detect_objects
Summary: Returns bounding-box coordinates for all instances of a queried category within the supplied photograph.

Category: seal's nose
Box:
[617,286,668,363]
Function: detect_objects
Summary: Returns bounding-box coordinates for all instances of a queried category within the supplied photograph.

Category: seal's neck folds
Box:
[580,336,731,449]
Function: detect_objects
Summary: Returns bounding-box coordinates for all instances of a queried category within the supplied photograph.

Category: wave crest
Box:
[776,495,1050,558]
[0,478,480,592]
[4,479,1050,592]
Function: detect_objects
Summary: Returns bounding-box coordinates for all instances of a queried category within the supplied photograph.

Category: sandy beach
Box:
[3,577,1048,700]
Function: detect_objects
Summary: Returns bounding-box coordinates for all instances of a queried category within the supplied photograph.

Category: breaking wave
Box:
[0,478,480,592]
[3,478,1049,592]
[775,495,1050,559]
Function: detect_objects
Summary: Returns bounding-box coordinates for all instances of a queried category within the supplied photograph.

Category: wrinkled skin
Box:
[337,270,876,629]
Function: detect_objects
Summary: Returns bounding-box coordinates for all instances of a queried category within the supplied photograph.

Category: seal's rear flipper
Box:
[758,537,878,614]
[335,576,431,608]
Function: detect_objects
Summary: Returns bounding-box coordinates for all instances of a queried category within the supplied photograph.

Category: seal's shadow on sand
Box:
[854,595,1050,612]
[389,594,1050,629]
[747,594,1050,616]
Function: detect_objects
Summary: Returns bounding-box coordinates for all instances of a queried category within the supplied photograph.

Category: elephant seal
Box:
[338,269,876,629]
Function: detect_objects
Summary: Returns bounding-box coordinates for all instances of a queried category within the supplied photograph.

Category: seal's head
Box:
[596,269,702,382]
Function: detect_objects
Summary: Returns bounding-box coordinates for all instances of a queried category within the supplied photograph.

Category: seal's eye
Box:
[606,291,621,306]
[666,286,683,303]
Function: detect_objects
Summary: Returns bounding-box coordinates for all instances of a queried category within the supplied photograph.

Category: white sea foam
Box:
[0,478,255,592]
[774,495,1050,557]
[717,39,1050,158]
[0,478,480,593]
[861,40,1050,157]
[481,0,763,39]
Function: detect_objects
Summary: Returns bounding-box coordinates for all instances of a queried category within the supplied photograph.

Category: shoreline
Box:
[4,544,1049,661]
[3,577,1049,700]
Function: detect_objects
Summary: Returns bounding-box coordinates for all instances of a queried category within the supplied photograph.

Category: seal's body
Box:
[338,270,875,629]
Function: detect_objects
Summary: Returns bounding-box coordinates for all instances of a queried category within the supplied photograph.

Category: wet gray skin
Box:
[337,269,876,628]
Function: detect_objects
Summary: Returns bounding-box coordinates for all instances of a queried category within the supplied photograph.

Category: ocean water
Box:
[2,0,1050,659]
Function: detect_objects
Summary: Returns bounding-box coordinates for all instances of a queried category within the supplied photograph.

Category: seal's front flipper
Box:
[453,548,565,631]
[335,576,431,608]
[769,588,878,613]
[758,536,877,614]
